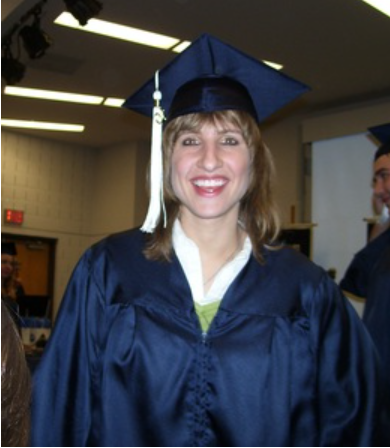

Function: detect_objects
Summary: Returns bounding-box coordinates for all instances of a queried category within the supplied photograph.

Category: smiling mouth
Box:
[193,179,226,188]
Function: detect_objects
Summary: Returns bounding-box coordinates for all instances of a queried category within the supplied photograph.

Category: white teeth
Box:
[193,179,225,187]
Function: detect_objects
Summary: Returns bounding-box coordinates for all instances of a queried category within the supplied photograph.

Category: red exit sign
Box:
[4,209,24,225]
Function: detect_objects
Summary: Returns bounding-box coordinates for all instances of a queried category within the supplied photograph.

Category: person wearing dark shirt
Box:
[1,242,24,329]
[340,123,390,302]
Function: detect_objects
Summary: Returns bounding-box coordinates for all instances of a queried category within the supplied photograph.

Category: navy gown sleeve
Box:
[306,273,381,445]
[31,249,102,447]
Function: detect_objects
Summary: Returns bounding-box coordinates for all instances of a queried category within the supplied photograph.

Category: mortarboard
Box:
[2,242,17,256]
[124,33,310,232]
[368,123,390,160]
[124,33,309,123]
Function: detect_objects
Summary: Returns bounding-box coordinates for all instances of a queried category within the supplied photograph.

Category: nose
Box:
[197,142,222,171]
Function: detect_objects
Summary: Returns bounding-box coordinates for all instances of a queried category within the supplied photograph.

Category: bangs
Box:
[168,110,260,149]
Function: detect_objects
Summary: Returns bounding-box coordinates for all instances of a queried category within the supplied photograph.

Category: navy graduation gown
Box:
[363,246,390,443]
[340,228,390,299]
[364,246,390,365]
[31,229,381,447]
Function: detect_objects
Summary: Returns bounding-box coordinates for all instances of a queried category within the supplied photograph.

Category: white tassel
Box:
[140,71,167,233]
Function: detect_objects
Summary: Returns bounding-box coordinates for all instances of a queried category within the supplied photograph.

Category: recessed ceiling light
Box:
[360,0,390,18]
[4,86,104,104]
[1,119,85,132]
[54,12,181,50]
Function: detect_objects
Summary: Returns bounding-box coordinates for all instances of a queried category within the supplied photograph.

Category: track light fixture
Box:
[2,0,104,85]
[1,42,26,85]
[2,0,50,84]
[64,0,103,26]
[19,9,52,59]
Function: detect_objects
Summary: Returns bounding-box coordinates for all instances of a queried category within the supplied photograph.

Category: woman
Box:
[31,34,382,446]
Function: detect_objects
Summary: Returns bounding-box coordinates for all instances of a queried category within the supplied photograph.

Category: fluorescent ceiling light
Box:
[4,86,104,105]
[1,119,85,132]
[360,0,390,17]
[263,60,283,70]
[55,12,180,50]
[55,12,282,68]
[171,41,192,53]
[103,97,125,108]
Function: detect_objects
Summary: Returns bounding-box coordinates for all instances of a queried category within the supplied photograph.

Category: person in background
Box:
[340,123,390,302]
[31,34,382,447]
[1,242,24,328]
[361,124,390,444]
[1,301,31,446]
[368,123,390,240]
[340,123,390,443]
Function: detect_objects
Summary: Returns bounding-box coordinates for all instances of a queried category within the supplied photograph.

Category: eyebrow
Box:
[372,167,390,183]
[178,128,242,136]
[374,167,390,176]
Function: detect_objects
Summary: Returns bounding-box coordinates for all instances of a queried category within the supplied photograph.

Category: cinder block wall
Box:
[1,130,149,317]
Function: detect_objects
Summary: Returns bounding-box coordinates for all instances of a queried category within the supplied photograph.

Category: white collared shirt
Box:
[173,220,252,306]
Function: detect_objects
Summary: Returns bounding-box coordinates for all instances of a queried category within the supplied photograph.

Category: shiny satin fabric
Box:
[31,229,382,447]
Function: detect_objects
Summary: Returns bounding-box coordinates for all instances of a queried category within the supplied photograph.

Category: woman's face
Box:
[1,254,14,280]
[170,120,251,223]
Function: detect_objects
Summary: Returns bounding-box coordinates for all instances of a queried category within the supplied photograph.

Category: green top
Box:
[194,300,222,332]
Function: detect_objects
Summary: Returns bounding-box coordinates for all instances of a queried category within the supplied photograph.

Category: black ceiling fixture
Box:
[64,0,103,26]
[19,8,52,59]
[1,0,50,85]
[1,0,104,85]
[1,42,26,85]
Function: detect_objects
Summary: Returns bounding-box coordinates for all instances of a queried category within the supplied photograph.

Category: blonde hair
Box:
[1,301,31,447]
[143,110,281,263]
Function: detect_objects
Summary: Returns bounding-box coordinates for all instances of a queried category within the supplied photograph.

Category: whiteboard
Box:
[311,133,376,316]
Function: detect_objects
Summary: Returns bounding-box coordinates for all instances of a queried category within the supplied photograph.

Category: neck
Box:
[180,212,242,253]
[178,211,247,291]
[202,235,242,289]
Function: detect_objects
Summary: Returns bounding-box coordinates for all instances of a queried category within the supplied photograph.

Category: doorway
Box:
[1,233,56,320]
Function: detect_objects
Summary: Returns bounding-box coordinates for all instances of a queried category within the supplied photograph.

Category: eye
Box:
[177,134,200,147]
[182,137,199,146]
[221,136,239,146]
[373,170,390,187]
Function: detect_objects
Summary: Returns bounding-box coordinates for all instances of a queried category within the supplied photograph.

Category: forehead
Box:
[181,112,242,131]
[374,153,390,172]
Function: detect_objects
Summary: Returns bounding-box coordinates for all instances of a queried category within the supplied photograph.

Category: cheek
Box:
[170,154,189,195]
[235,156,252,187]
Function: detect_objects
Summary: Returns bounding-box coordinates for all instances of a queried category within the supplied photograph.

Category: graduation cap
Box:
[124,33,310,232]
[2,242,17,256]
[368,123,390,161]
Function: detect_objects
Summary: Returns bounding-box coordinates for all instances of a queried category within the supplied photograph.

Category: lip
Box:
[191,176,228,196]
